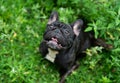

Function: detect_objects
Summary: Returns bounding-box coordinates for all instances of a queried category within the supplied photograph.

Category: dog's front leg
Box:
[59,63,79,83]
[39,40,48,57]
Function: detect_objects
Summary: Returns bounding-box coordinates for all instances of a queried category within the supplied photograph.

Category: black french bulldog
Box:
[39,11,111,83]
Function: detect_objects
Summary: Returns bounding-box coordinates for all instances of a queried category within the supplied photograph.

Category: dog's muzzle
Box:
[43,38,67,50]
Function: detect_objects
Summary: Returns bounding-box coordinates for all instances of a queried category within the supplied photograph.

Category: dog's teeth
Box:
[59,44,62,47]
[52,38,58,42]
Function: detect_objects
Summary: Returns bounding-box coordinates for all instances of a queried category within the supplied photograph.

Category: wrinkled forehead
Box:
[47,21,72,30]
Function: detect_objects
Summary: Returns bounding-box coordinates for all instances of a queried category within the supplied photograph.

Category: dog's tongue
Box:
[49,38,58,45]
[48,38,63,49]
[51,38,58,42]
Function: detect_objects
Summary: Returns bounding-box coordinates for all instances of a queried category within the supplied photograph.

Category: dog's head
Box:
[43,11,83,50]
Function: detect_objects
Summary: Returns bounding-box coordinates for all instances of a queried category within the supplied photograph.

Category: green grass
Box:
[0,0,120,83]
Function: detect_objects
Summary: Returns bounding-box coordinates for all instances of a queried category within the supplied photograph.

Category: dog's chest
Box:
[45,48,59,63]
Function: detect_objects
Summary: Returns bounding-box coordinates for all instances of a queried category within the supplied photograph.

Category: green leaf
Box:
[115,17,120,26]
[118,8,120,16]
[94,27,99,38]
[85,27,93,32]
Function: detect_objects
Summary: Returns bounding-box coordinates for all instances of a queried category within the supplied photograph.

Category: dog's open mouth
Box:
[46,38,65,50]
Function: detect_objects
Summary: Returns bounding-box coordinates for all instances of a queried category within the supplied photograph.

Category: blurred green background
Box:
[0,0,120,83]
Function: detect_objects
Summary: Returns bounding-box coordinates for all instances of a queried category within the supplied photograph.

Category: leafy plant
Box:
[0,0,120,83]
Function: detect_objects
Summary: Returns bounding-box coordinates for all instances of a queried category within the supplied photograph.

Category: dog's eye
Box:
[49,26,56,30]
[64,30,69,35]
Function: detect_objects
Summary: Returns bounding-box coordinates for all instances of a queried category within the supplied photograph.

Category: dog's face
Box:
[43,12,75,50]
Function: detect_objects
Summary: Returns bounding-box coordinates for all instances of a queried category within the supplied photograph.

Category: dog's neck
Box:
[45,48,59,63]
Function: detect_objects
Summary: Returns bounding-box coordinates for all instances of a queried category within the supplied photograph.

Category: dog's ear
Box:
[48,11,59,24]
[71,19,84,36]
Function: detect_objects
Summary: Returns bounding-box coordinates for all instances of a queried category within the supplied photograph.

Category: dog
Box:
[39,11,112,83]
